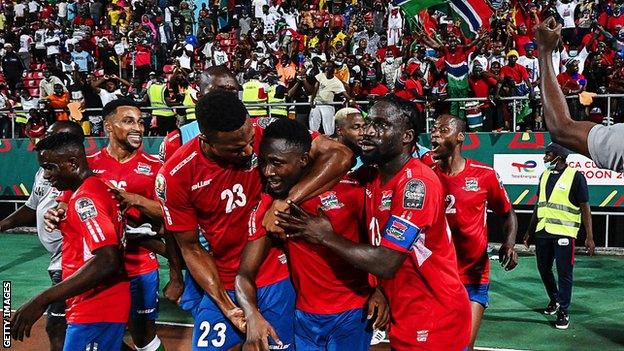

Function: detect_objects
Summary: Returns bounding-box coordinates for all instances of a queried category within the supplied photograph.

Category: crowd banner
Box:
[2,132,624,207]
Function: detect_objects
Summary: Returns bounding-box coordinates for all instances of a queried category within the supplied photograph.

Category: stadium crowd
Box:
[0,0,622,139]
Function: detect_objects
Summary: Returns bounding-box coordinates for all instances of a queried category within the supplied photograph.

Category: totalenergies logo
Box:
[512,160,537,173]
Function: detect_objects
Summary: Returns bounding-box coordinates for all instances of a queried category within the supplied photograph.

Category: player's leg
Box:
[255,278,296,349]
[46,270,67,351]
[192,291,244,351]
[554,236,574,329]
[464,284,489,350]
[128,270,164,350]
[534,236,559,313]
[326,308,373,351]
[63,322,126,351]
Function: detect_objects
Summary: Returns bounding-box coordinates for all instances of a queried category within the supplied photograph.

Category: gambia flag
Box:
[395,0,446,20]
[448,0,493,38]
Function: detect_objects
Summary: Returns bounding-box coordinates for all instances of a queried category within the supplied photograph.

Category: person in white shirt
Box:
[57,0,68,27]
[91,74,130,106]
[556,0,580,45]
[310,62,353,135]
[44,32,61,64]
[253,0,268,18]
[176,44,194,70]
[519,43,540,91]
[212,43,229,67]
[260,5,280,34]
[28,0,40,20]
[14,0,28,26]
[18,30,34,70]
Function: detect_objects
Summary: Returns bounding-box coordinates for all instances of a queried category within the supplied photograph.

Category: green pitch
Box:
[2,233,623,350]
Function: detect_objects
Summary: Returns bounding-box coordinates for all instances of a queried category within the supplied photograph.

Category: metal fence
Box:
[2,93,623,138]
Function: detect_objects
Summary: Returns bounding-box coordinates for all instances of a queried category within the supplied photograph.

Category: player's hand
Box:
[535,17,562,53]
[522,233,530,249]
[585,237,596,256]
[262,199,289,239]
[242,312,283,351]
[163,278,184,305]
[367,288,390,330]
[499,243,519,271]
[225,307,247,333]
[275,200,334,244]
[107,185,139,214]
[44,203,66,232]
[11,295,47,341]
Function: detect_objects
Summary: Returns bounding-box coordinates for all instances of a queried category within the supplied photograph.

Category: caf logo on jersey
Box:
[463,178,480,192]
[319,191,344,210]
[379,190,393,211]
[155,174,166,202]
[386,219,407,240]
[75,197,98,222]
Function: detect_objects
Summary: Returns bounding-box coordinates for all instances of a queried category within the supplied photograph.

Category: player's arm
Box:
[108,186,163,220]
[162,231,185,303]
[277,202,407,278]
[263,135,353,233]
[536,17,594,157]
[0,205,36,232]
[235,236,283,350]
[12,244,122,341]
[498,209,519,270]
[173,229,246,332]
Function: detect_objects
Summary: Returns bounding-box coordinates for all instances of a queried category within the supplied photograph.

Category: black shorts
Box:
[47,270,66,322]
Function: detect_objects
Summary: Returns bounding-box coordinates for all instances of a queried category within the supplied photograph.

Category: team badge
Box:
[75,197,98,222]
[403,179,425,209]
[379,190,393,210]
[155,174,167,202]
[319,191,344,210]
[463,178,480,192]
[385,219,407,240]
[135,162,153,176]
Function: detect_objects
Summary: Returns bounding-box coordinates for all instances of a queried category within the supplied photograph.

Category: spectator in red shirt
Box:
[469,63,499,131]
[497,50,534,99]
[557,59,587,121]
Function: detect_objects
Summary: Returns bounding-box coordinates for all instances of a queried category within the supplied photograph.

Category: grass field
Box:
[1,233,624,350]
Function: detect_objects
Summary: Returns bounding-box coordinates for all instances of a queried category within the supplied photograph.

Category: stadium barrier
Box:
[2,93,620,138]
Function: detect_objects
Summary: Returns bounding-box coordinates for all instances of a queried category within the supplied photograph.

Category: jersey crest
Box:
[319,191,344,210]
[135,162,153,176]
[403,179,425,209]
[75,197,98,222]
[379,190,393,211]
[463,178,480,192]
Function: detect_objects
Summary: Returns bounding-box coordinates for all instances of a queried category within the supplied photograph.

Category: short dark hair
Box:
[195,91,247,134]
[102,98,139,120]
[35,132,85,154]
[48,120,86,141]
[262,118,311,153]
[374,94,421,144]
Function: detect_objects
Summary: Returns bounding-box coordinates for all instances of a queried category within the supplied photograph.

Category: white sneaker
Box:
[370,330,387,345]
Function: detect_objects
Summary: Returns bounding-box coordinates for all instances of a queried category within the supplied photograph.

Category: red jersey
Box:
[501,63,529,83]
[357,157,470,350]
[87,148,160,277]
[159,129,183,164]
[157,119,298,290]
[250,181,371,314]
[59,176,130,324]
[433,159,512,285]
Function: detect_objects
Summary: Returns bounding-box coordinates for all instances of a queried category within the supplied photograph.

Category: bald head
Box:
[198,66,240,95]
[45,121,85,140]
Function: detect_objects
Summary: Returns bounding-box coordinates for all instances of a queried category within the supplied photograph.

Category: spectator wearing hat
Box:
[523,142,594,330]
[557,59,586,120]
[497,49,535,130]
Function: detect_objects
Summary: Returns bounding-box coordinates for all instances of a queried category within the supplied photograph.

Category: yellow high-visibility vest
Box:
[242,80,267,117]
[536,167,582,238]
[148,83,175,117]
[183,87,196,120]
[267,84,287,117]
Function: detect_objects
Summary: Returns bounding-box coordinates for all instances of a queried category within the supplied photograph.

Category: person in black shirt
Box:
[1,43,25,93]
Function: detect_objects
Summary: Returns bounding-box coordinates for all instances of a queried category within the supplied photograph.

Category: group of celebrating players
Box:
[7,62,520,351]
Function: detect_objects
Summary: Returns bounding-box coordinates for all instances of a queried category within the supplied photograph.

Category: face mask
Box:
[335,61,343,66]
[356,55,362,60]
[385,57,394,63]
[544,156,559,171]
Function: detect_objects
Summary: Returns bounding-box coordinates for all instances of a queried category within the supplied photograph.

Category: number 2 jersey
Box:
[433,159,512,285]
[157,119,303,290]
[356,157,470,351]
[86,148,160,277]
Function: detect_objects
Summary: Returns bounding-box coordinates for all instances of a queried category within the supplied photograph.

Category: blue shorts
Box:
[294,308,373,351]
[63,322,125,351]
[192,278,295,351]
[180,270,203,318]
[464,283,490,308]
[130,269,160,320]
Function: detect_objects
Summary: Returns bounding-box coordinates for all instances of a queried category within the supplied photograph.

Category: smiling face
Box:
[104,105,144,151]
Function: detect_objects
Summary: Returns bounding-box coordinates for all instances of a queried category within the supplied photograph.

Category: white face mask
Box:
[385,57,394,63]
[544,156,559,171]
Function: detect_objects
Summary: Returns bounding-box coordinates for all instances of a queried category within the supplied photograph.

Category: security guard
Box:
[182,76,198,124]
[242,70,268,117]
[524,142,595,330]
[147,73,177,135]
[265,73,288,118]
